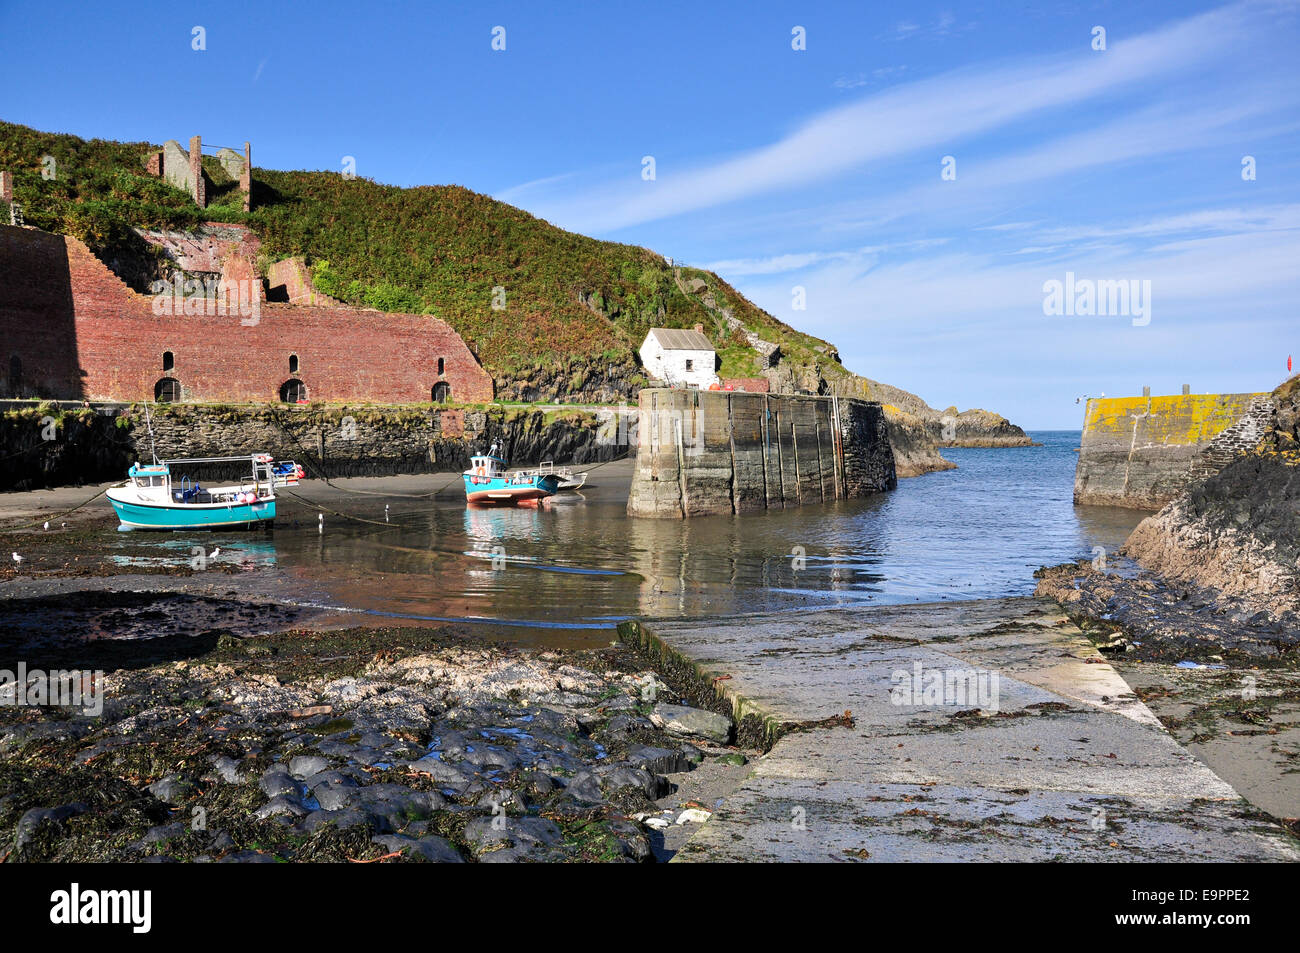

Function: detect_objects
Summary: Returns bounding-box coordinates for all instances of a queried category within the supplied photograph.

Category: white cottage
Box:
[639,326,718,389]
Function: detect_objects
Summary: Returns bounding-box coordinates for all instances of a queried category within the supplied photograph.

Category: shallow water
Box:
[100,431,1145,644]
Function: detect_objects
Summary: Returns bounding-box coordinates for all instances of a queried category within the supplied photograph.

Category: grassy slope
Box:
[1,120,872,401]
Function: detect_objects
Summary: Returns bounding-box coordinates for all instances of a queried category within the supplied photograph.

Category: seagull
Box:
[11,552,23,566]
[43,521,49,531]
[209,548,221,559]
[385,504,390,522]
[318,512,324,533]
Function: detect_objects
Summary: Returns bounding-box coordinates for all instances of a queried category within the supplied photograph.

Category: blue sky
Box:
[2,1,1298,427]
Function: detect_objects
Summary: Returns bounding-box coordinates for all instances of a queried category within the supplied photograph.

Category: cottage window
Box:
[685,359,694,372]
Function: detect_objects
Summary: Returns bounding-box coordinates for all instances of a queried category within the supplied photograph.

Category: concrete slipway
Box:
[623,599,1300,862]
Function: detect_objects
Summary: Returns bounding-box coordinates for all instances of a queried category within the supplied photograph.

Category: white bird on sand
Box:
[43,521,49,531]
[11,552,23,566]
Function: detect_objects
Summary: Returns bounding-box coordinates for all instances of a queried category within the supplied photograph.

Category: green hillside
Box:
[0,120,859,401]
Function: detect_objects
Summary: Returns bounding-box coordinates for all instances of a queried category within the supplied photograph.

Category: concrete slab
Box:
[627,598,1299,862]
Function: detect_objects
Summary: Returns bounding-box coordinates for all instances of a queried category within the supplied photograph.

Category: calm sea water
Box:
[131,430,1144,644]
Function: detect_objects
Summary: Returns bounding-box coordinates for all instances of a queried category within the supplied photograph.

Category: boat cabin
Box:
[466,451,507,484]
[127,463,173,502]
[119,455,302,506]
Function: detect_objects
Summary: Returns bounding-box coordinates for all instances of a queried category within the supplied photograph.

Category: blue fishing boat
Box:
[462,444,560,506]
[107,454,303,530]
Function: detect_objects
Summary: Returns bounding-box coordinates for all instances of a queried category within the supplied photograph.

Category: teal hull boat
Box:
[462,444,560,506]
[109,495,276,530]
[106,454,301,531]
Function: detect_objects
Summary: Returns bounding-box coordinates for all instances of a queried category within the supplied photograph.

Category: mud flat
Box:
[621,599,1300,862]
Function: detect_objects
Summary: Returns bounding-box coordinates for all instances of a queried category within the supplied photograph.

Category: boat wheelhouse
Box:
[106,454,303,530]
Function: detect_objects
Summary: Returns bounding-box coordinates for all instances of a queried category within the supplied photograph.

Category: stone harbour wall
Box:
[627,388,896,518]
[1073,392,1273,509]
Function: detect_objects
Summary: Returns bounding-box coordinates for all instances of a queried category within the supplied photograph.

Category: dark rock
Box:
[650,703,733,743]
[147,775,195,805]
[372,833,464,863]
[299,806,376,833]
[15,803,88,854]
[626,745,696,774]
[217,850,278,863]
[259,769,301,799]
[255,795,308,820]
[206,755,247,784]
[288,754,332,779]
[462,816,563,861]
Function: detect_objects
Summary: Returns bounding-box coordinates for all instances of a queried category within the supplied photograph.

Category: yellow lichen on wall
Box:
[1084,393,1267,445]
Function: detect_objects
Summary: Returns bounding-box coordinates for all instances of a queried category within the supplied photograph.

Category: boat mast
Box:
[143,404,159,463]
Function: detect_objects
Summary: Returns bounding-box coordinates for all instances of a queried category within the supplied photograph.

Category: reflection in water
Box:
[108,432,1147,640]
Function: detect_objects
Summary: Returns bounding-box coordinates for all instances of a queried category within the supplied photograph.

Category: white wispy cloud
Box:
[503,2,1266,235]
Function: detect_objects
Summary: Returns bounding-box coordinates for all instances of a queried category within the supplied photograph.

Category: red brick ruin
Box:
[0,223,494,404]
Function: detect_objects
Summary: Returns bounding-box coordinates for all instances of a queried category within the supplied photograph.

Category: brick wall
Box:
[0,227,82,397]
[0,224,493,404]
[137,223,262,281]
[722,377,770,393]
[241,142,252,213]
[188,136,206,208]
[265,257,343,306]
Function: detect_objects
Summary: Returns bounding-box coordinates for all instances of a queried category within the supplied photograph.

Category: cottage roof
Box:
[646,327,713,351]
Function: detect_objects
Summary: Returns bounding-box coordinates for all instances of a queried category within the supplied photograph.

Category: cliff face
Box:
[0,403,630,490]
[1121,376,1300,615]
[929,408,1036,448]
[881,407,956,478]
[1124,454,1300,614]
[829,375,1032,457]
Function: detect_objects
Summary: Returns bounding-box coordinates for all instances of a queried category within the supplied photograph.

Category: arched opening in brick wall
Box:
[154,378,181,402]
[432,381,451,403]
[437,357,444,376]
[289,354,299,374]
[162,351,174,372]
[280,379,308,403]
